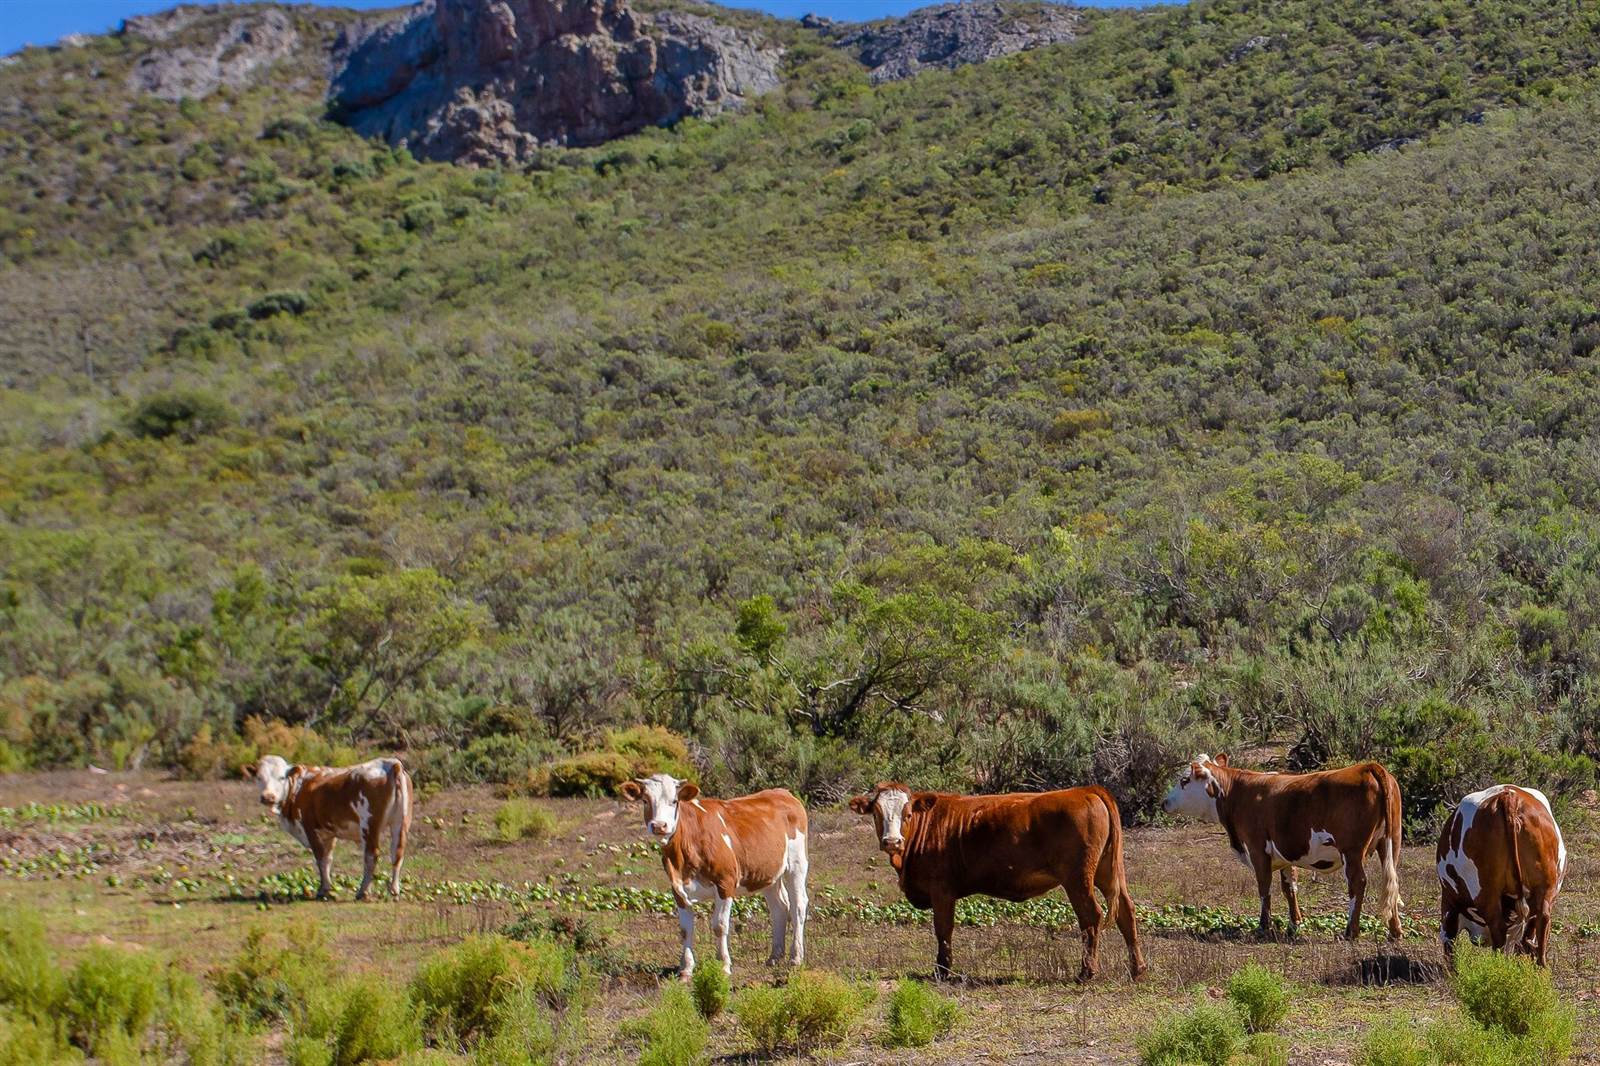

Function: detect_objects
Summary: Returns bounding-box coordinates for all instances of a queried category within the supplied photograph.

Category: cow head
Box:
[248,754,297,812]
[1161,753,1228,821]
[849,782,929,856]
[619,773,699,841]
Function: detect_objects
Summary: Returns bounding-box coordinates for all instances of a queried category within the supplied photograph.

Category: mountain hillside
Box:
[3,0,1600,823]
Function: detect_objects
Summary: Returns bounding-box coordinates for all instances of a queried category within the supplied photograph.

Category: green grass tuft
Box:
[492,799,558,843]
[689,963,729,1020]
[1226,962,1290,1034]
[624,982,708,1066]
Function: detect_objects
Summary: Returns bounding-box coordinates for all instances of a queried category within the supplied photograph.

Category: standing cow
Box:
[1162,754,1403,940]
[850,783,1146,982]
[248,754,413,900]
[619,774,809,978]
[1437,785,1567,965]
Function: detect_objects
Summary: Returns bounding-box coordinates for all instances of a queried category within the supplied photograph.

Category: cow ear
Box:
[1212,752,1229,766]
[910,794,936,813]
[676,781,700,802]
[242,762,257,779]
[619,780,643,802]
[848,795,873,814]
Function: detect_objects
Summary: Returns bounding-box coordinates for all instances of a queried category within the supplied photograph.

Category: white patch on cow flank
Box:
[1266,828,1341,871]
[1438,784,1507,905]
[721,833,734,851]
[353,793,372,835]
[354,759,389,784]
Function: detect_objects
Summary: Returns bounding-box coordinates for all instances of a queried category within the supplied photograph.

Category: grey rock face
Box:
[330,0,783,164]
[124,6,300,100]
[830,1,1081,84]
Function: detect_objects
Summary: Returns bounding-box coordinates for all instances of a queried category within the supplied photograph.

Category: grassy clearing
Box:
[0,773,1596,1064]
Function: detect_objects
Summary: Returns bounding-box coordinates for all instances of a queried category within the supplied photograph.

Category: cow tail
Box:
[389,758,412,860]
[1094,787,1127,929]
[1504,803,1526,897]
[1375,765,1403,927]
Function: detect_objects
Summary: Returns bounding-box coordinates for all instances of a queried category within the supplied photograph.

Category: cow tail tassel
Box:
[1376,767,1403,926]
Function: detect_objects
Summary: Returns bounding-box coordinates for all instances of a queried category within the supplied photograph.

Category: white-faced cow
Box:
[850,783,1146,982]
[1163,754,1403,940]
[248,755,413,900]
[1437,784,1567,965]
[619,774,809,978]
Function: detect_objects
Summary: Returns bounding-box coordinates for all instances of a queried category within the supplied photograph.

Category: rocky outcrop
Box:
[124,6,300,100]
[330,0,783,165]
[822,1,1082,84]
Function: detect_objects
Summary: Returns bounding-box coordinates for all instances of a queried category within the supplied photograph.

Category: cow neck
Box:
[893,793,936,880]
[664,796,714,860]
[1210,765,1247,854]
[279,767,312,819]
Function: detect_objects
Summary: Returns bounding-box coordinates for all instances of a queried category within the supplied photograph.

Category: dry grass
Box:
[1,770,1597,1064]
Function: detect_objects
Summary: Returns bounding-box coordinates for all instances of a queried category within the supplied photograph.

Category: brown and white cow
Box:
[1162,753,1403,940]
[850,783,1146,982]
[1437,784,1567,965]
[619,774,809,977]
[248,754,413,900]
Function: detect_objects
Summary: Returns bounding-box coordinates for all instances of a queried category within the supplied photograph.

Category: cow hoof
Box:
[1130,963,1149,981]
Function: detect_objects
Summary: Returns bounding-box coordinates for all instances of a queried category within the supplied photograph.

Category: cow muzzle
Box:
[259,792,276,808]
[880,836,904,855]
[649,821,670,837]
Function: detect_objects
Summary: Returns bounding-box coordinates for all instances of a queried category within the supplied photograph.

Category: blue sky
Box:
[2,0,1146,57]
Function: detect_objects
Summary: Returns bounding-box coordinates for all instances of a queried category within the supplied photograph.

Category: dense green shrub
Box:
[732,970,871,1054]
[0,909,63,1023]
[884,978,961,1048]
[62,946,164,1055]
[624,983,708,1066]
[689,962,729,1020]
[410,935,572,1045]
[290,974,421,1066]
[545,752,634,798]
[210,925,336,1026]
[1226,963,1290,1034]
[128,388,233,441]
[1453,943,1562,1038]
[1137,999,1246,1066]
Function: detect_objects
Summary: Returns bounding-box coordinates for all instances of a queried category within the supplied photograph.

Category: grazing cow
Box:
[619,774,809,977]
[849,783,1146,982]
[1437,785,1567,965]
[1162,753,1403,940]
[248,755,413,900]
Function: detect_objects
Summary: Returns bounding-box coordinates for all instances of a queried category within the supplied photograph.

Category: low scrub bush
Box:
[624,982,708,1066]
[1356,944,1575,1066]
[289,974,421,1066]
[0,909,63,1022]
[1453,943,1561,1037]
[410,935,574,1047]
[545,751,633,798]
[1239,1032,1290,1066]
[732,970,871,1054]
[128,388,233,442]
[884,978,961,1047]
[1226,963,1290,1033]
[62,946,164,1055]
[210,925,336,1026]
[690,962,729,1020]
[1137,998,1246,1066]
[493,799,557,842]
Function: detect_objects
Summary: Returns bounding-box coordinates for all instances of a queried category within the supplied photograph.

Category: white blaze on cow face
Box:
[636,774,685,840]
[1162,756,1221,821]
[253,755,294,811]
[870,788,912,854]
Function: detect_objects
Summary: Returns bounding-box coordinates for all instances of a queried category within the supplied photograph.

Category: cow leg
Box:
[1530,905,1553,967]
[1279,868,1302,937]
[1064,876,1103,983]
[310,833,335,900]
[1250,851,1274,939]
[1342,852,1367,941]
[931,894,957,981]
[1439,895,1462,962]
[355,834,378,901]
[675,904,698,978]
[1094,855,1146,980]
[710,894,734,976]
[787,856,809,965]
[763,882,790,966]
